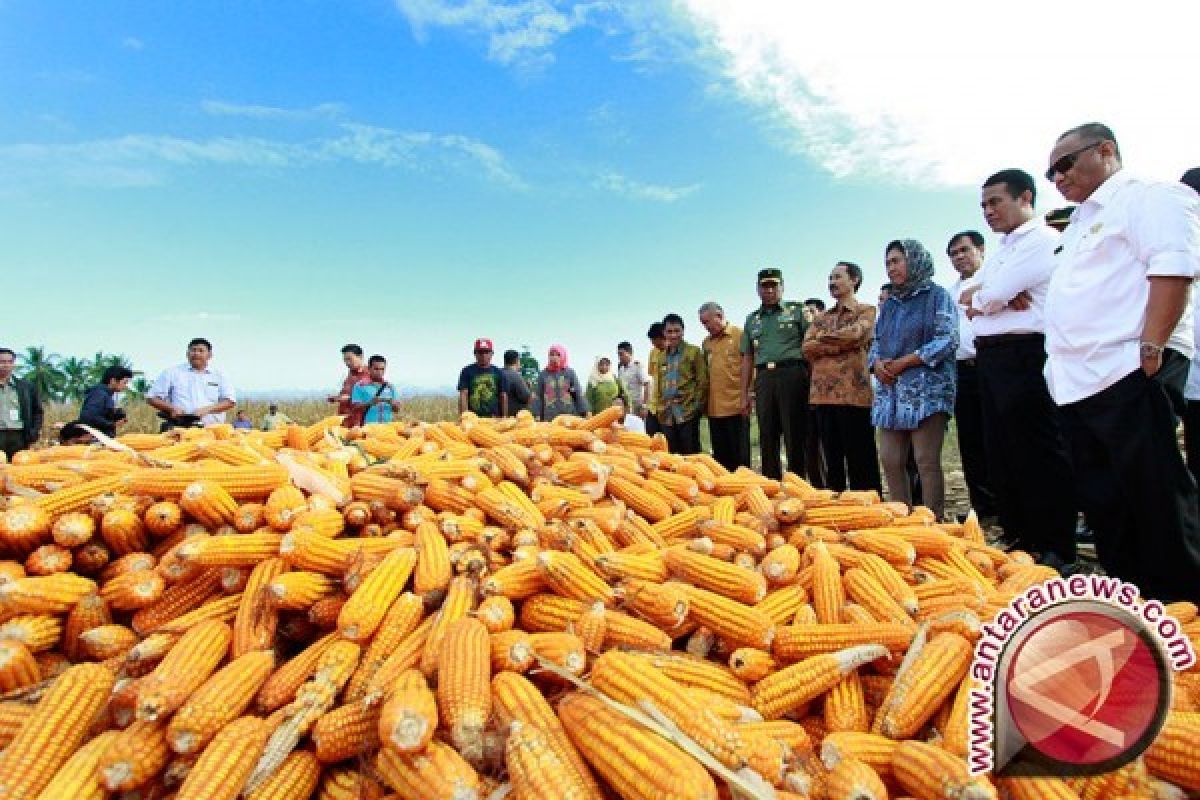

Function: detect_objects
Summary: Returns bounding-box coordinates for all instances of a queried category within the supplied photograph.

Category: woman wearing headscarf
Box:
[868,239,959,519]
[532,344,589,422]
[586,356,629,414]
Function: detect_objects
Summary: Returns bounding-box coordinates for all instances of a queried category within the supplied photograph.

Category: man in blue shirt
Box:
[350,355,400,425]
[79,365,132,438]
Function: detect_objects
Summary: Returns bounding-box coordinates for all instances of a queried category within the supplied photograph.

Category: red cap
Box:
[473,338,494,352]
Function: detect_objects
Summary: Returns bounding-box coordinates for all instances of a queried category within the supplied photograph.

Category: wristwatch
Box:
[1139,341,1165,359]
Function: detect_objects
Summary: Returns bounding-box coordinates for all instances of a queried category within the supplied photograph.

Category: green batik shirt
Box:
[651,343,708,424]
[740,302,808,365]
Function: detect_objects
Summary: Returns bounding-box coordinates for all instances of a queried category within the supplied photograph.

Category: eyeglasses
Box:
[1045,142,1101,182]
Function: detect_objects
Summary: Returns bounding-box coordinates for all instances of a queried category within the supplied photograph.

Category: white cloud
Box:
[200,100,346,120]
[0,124,525,189]
[595,170,699,202]
[394,0,608,66]
[671,0,1200,188]
[121,36,144,50]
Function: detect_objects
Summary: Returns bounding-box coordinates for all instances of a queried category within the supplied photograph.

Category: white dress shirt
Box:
[951,275,979,360]
[969,217,1057,338]
[149,363,236,426]
[621,413,647,434]
[1044,170,1200,405]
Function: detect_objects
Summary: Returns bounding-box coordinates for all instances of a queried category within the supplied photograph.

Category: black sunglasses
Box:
[1045,141,1101,182]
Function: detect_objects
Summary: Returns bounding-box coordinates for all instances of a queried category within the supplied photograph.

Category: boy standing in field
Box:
[351,355,401,425]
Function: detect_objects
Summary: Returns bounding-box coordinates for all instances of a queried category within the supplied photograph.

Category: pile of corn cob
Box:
[0,406,1196,800]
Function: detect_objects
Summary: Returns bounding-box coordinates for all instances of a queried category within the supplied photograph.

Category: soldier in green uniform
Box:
[740,268,811,480]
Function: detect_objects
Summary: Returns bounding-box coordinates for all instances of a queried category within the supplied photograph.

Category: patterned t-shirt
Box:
[457,365,506,417]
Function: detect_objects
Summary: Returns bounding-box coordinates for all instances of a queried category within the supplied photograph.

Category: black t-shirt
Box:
[457,365,506,417]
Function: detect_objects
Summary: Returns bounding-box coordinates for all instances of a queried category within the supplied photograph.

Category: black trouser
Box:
[976,335,1077,562]
[755,363,809,480]
[954,359,997,517]
[708,415,750,472]
[1058,350,1200,603]
[662,416,702,455]
[815,405,881,492]
[0,430,27,460]
[1185,400,1200,487]
[803,406,827,488]
[645,412,662,437]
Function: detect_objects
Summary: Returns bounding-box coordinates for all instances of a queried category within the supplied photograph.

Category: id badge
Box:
[8,408,20,423]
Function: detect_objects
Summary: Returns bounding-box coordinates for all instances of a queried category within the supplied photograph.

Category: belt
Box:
[957,358,976,368]
[975,332,1044,348]
[756,359,805,370]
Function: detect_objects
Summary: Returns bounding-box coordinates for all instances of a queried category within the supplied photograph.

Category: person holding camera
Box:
[351,355,401,424]
[79,365,133,438]
[147,338,236,430]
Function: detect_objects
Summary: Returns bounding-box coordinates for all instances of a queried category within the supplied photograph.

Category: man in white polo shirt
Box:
[1043,122,1200,603]
[147,338,236,429]
[960,169,1077,570]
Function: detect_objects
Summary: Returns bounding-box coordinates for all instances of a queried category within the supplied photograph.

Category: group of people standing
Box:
[5,122,1198,604]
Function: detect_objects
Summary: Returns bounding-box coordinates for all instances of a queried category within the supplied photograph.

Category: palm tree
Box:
[18,346,64,402]
[59,356,93,402]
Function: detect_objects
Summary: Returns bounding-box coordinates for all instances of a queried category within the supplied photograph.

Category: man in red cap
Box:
[458,338,508,418]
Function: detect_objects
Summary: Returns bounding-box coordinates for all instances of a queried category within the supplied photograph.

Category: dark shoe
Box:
[1059,560,1102,578]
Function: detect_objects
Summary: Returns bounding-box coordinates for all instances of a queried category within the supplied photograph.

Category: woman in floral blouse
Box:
[802,261,882,492]
[868,239,959,520]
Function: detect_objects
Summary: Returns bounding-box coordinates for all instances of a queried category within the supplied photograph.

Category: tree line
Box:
[13,347,150,403]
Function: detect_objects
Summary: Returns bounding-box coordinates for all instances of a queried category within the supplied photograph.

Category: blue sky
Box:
[3,1,1197,392]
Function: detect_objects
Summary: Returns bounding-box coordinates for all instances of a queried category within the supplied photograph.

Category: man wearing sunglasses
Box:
[1042,122,1200,603]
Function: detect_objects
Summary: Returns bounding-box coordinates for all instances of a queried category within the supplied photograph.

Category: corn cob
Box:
[875,631,973,739]
[78,623,139,660]
[751,645,888,720]
[482,558,546,599]
[339,546,417,641]
[0,572,96,614]
[558,691,718,800]
[0,638,38,691]
[128,464,288,501]
[344,591,425,702]
[32,474,125,518]
[168,649,275,754]
[33,728,118,800]
[98,718,171,790]
[378,667,438,754]
[891,740,997,799]
[0,614,63,652]
[1144,711,1200,790]
[536,549,616,606]
[418,574,476,677]
[824,755,888,800]
[137,618,231,721]
[243,750,321,800]
[65,595,113,663]
[677,582,775,649]
[132,568,223,635]
[820,731,899,782]
[256,631,339,712]
[773,622,914,662]
[0,662,116,800]
[269,570,337,610]
[437,616,492,765]
[665,546,766,604]
[313,700,381,762]
[374,739,482,800]
[315,765,387,800]
[174,715,273,800]
[825,670,870,733]
[994,776,1082,799]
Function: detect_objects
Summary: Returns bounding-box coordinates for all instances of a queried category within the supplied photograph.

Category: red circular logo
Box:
[1004,609,1166,769]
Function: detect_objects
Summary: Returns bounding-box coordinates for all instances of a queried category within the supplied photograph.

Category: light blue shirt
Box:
[351,381,397,424]
[149,363,236,426]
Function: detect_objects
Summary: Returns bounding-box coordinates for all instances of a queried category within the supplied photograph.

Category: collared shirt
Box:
[868,284,959,430]
[951,275,980,360]
[741,302,807,365]
[802,301,876,408]
[351,381,397,424]
[652,342,708,425]
[617,359,649,412]
[702,324,744,418]
[0,379,20,430]
[645,348,664,413]
[337,367,369,416]
[1045,170,1200,405]
[969,217,1058,337]
[149,363,235,426]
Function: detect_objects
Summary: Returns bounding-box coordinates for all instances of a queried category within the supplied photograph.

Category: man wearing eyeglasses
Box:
[1042,122,1200,603]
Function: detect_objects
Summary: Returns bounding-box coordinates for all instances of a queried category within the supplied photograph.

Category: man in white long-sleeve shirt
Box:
[959,169,1077,569]
[1042,122,1200,603]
